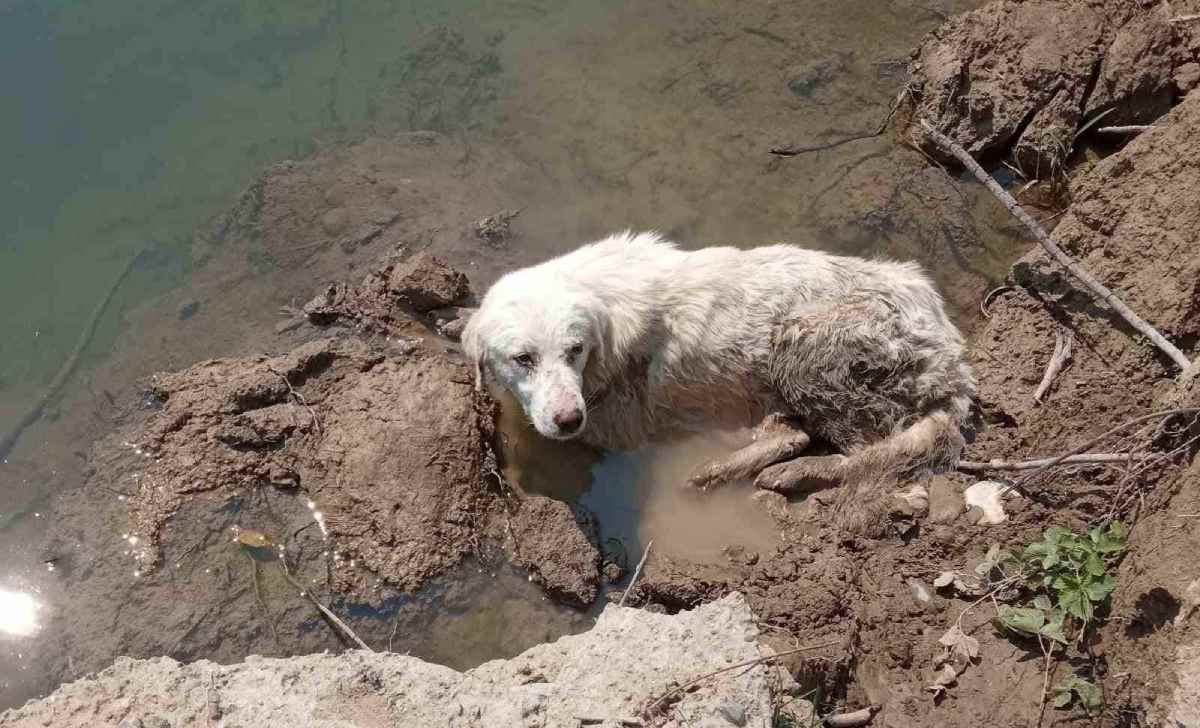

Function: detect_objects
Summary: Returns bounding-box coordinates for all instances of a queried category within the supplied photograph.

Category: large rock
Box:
[0,594,781,728]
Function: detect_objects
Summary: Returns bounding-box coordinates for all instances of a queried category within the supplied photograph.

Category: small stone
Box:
[964,506,985,524]
[388,253,472,312]
[602,562,623,583]
[908,578,933,607]
[927,475,963,524]
[178,300,201,320]
[717,700,747,726]
[320,207,349,235]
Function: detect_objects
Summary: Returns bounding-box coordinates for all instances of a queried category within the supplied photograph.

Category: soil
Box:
[623,10,1200,726]
[6,2,1200,725]
[902,0,1200,170]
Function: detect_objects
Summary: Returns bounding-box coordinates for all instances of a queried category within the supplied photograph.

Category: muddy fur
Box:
[463,231,977,530]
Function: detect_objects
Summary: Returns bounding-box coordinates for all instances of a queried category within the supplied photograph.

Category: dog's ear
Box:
[459,310,486,391]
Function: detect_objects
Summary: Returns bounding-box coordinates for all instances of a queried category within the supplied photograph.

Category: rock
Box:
[506,496,602,606]
[177,300,201,320]
[319,207,349,235]
[926,475,963,523]
[907,578,933,608]
[473,209,521,245]
[962,481,1008,525]
[1,595,775,728]
[388,252,472,312]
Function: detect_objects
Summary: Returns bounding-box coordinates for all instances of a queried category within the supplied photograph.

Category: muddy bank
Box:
[2,594,792,728]
[624,15,1200,728]
[903,0,1200,169]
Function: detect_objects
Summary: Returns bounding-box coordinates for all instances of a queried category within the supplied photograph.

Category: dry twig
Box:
[957,453,1133,472]
[1096,125,1154,135]
[1170,13,1200,22]
[1034,328,1073,403]
[619,539,654,607]
[279,558,373,651]
[920,120,1193,372]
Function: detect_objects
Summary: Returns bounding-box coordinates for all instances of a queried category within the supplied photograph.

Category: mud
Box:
[903,0,1200,169]
[626,54,1200,728]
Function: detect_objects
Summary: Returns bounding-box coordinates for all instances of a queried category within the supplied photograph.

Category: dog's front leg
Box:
[686,414,811,491]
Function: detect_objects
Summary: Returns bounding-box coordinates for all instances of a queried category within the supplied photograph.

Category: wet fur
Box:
[463,231,976,528]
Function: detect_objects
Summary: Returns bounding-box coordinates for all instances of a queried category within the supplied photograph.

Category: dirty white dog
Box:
[462,231,975,522]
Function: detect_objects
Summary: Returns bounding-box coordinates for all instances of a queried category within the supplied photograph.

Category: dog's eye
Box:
[565,343,584,359]
[512,353,535,369]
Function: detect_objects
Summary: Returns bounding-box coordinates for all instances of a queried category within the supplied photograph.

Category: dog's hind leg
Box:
[686,414,811,491]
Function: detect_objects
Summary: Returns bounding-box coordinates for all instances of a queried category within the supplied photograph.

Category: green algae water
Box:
[0,0,1026,710]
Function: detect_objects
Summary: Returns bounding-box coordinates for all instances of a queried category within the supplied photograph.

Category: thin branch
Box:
[825,705,881,728]
[1169,13,1200,22]
[958,453,1132,472]
[1096,125,1154,135]
[642,641,840,716]
[771,88,906,156]
[619,539,654,607]
[1034,328,1074,403]
[279,558,373,651]
[919,119,1193,372]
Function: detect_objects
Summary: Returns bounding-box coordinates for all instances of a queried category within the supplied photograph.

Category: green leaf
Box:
[1084,551,1106,577]
[1045,526,1072,544]
[1085,575,1116,602]
[996,605,1045,635]
[1075,679,1104,714]
[1053,689,1073,708]
[1033,594,1053,612]
[1039,610,1068,645]
[1058,586,1094,622]
[1091,521,1127,554]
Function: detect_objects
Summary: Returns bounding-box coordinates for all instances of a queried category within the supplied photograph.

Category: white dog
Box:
[462,231,975,510]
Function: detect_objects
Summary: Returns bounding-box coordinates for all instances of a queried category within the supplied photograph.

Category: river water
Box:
[0,0,1023,710]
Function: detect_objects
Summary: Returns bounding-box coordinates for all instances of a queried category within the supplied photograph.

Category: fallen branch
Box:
[1096,125,1153,135]
[771,89,905,156]
[575,717,644,727]
[642,641,839,716]
[0,253,138,462]
[957,453,1132,472]
[825,705,881,728]
[619,539,654,607]
[919,119,1193,373]
[1034,328,1074,403]
[1026,408,1200,478]
[1169,13,1200,22]
[280,558,373,651]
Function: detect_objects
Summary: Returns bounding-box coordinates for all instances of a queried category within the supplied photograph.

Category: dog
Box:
[462,231,975,523]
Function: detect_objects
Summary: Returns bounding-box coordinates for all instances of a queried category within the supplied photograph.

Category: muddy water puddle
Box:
[0,0,1028,710]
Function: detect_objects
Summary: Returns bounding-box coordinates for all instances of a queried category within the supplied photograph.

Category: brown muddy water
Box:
[0,0,1025,710]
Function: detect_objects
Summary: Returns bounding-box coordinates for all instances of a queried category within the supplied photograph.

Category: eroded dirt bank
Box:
[626,5,1200,727]
[6,2,1200,726]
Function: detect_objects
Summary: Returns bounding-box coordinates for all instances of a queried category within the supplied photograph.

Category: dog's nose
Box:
[553,408,584,435]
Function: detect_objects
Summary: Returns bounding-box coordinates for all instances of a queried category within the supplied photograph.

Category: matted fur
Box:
[462,231,976,512]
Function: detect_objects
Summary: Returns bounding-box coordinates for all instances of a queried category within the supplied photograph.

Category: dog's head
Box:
[462,269,608,441]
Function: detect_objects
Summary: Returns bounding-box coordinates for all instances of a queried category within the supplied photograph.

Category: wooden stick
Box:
[1034,328,1073,403]
[619,539,654,607]
[919,120,1193,372]
[1096,125,1154,135]
[280,559,373,651]
[1169,13,1200,22]
[957,453,1132,473]
[0,253,138,462]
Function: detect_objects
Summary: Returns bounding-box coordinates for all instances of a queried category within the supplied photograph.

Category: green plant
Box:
[1053,675,1103,715]
[994,522,1127,645]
